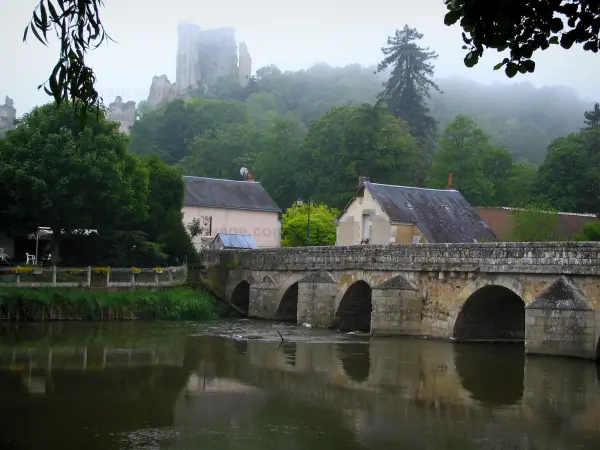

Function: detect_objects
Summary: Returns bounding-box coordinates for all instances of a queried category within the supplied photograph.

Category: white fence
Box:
[0,265,188,288]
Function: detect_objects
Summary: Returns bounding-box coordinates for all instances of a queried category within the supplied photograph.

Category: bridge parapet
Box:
[202,242,600,275]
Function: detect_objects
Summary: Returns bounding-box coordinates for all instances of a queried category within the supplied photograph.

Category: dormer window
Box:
[406,202,413,209]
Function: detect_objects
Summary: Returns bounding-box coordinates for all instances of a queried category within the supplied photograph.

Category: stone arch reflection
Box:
[280,341,297,367]
[276,282,299,322]
[334,281,372,332]
[230,281,250,315]
[454,342,524,406]
[337,342,371,383]
[453,285,525,341]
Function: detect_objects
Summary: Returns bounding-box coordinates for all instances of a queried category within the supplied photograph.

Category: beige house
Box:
[182,176,281,249]
[336,180,496,245]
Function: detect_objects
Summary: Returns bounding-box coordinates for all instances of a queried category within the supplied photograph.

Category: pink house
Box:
[182,176,282,249]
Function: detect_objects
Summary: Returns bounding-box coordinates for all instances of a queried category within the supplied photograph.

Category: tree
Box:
[0,102,149,263]
[24,0,111,116]
[304,103,424,208]
[376,26,440,156]
[584,103,600,129]
[139,155,197,265]
[281,202,339,247]
[428,115,514,206]
[443,0,600,77]
[503,203,564,242]
[575,220,600,241]
[537,125,600,212]
[252,117,307,209]
[129,98,248,165]
[180,122,264,180]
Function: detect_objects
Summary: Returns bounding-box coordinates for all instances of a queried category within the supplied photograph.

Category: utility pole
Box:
[305,198,311,246]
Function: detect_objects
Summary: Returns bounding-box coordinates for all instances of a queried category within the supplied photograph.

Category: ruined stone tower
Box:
[106,96,136,134]
[0,96,16,137]
[175,22,252,93]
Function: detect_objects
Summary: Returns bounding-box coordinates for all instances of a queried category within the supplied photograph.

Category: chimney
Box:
[445,173,454,190]
[247,170,255,182]
[358,176,371,187]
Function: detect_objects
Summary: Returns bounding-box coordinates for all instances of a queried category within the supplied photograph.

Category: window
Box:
[406,202,413,209]
[362,214,372,242]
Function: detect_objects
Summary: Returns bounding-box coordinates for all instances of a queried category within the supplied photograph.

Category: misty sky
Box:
[2,0,599,114]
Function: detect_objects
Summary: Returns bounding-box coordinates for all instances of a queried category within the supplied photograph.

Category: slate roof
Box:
[341,182,497,243]
[183,176,281,212]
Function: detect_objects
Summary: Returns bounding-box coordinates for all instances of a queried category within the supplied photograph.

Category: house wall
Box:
[182,206,281,249]
[392,224,426,244]
[336,187,426,245]
[336,187,391,245]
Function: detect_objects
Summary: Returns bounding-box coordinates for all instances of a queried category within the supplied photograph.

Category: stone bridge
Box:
[200,242,600,360]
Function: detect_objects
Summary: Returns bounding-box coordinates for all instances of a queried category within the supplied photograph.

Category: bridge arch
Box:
[276,282,299,322]
[453,282,525,342]
[333,280,373,332]
[230,280,250,315]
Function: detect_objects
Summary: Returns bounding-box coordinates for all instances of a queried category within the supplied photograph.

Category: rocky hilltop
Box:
[0,96,16,137]
[107,22,252,133]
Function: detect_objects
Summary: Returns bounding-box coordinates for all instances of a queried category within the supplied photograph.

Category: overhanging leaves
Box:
[23,0,113,122]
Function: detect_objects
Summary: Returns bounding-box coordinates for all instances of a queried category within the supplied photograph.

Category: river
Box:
[0,319,599,449]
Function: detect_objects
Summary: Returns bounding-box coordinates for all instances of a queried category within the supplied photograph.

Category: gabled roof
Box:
[183,176,281,212]
[339,181,496,243]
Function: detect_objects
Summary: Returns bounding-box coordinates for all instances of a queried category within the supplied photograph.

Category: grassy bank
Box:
[0,287,220,321]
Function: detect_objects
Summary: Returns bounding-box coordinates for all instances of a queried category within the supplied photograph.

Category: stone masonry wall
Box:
[202,242,600,275]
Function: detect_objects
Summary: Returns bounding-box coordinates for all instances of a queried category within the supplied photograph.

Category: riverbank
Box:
[0,287,220,321]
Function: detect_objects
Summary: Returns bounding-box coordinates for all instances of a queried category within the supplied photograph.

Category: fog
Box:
[1,0,599,113]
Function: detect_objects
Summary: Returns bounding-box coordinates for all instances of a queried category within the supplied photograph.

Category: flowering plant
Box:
[130,267,141,274]
[92,266,110,274]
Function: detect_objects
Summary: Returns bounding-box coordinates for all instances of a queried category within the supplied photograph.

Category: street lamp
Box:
[296,198,311,246]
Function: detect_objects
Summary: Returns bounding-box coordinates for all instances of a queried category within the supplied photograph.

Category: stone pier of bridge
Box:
[200,242,600,360]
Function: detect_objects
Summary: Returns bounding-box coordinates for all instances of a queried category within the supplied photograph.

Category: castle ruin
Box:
[176,22,252,93]
[107,96,136,134]
[0,96,17,137]
[107,22,252,131]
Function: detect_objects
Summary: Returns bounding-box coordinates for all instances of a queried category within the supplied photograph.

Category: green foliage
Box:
[429,115,519,206]
[377,26,440,158]
[537,126,600,213]
[0,102,149,262]
[574,221,600,241]
[129,98,248,165]
[305,103,424,208]
[24,0,111,119]
[503,203,565,242]
[281,202,339,247]
[0,102,197,267]
[0,287,218,321]
[443,0,598,77]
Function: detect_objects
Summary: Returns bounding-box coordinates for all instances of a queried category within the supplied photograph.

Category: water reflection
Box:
[0,321,600,450]
[337,342,370,383]
[453,343,524,406]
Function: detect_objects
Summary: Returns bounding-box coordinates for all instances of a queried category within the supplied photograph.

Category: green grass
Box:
[0,286,219,321]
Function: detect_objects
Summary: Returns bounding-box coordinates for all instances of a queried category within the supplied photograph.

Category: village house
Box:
[335,178,496,245]
[182,176,282,249]
[476,207,599,240]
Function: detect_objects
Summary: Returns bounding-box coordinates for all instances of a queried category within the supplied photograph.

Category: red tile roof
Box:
[476,207,598,240]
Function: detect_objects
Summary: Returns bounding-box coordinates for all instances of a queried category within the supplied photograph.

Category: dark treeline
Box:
[129,26,595,215]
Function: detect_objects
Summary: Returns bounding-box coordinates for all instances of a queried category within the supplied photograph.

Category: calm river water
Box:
[1,320,599,449]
